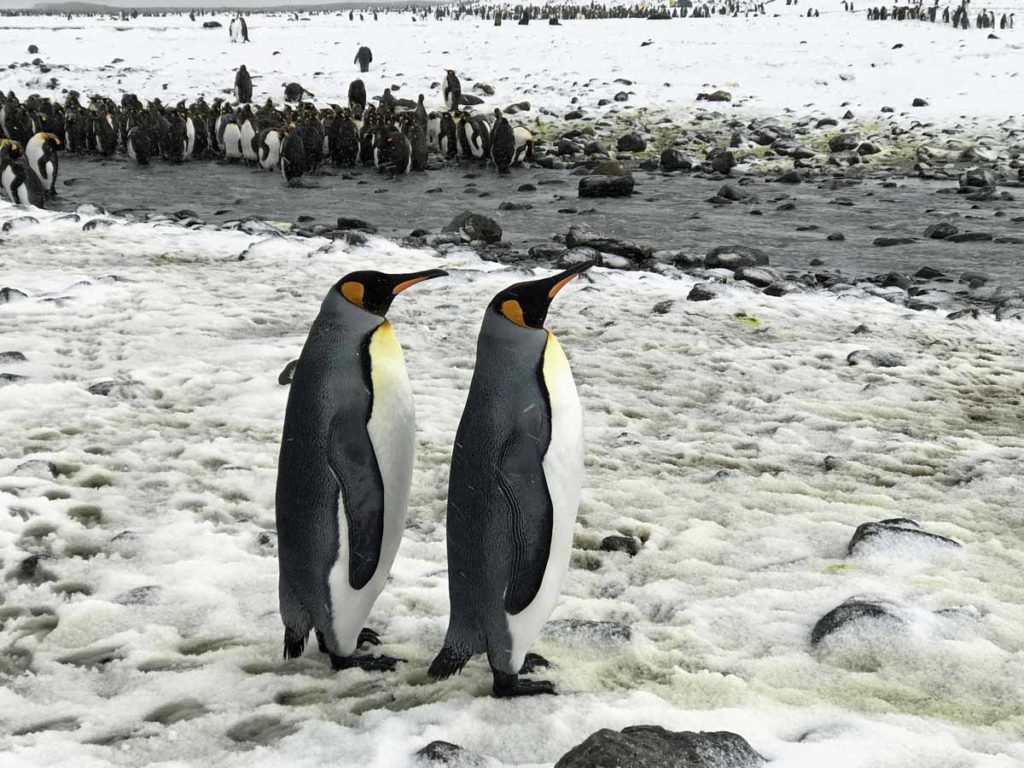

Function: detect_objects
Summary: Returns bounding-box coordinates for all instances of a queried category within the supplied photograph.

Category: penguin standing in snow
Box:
[348,79,367,115]
[429,262,592,697]
[443,70,462,111]
[229,15,242,42]
[1,139,46,207]
[489,109,514,174]
[235,65,252,103]
[277,269,448,671]
[280,124,306,185]
[354,45,373,73]
[25,132,60,197]
[457,112,490,160]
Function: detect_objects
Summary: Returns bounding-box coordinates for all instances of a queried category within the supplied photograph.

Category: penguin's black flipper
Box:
[427,645,472,680]
[327,412,385,590]
[498,411,553,616]
[329,653,404,672]
[492,670,556,698]
[283,627,308,659]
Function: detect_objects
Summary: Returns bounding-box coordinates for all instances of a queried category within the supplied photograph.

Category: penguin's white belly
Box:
[505,332,583,671]
[223,125,243,159]
[185,118,196,159]
[327,320,415,656]
[240,123,257,161]
[1,166,16,202]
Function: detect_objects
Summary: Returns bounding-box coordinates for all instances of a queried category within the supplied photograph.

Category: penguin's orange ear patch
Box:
[341,281,364,307]
[501,299,527,327]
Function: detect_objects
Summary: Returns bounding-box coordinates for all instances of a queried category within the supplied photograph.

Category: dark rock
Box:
[924,222,958,239]
[704,245,769,269]
[857,142,881,156]
[816,117,838,128]
[335,217,376,233]
[762,281,802,296]
[579,175,634,198]
[945,232,992,243]
[829,150,861,167]
[811,599,905,647]
[202,21,222,28]
[415,740,488,767]
[697,90,732,102]
[828,133,861,152]
[846,350,906,367]
[613,91,629,102]
[872,237,915,247]
[564,110,585,120]
[443,211,502,243]
[914,266,945,280]
[707,148,735,175]
[687,283,723,302]
[0,350,27,363]
[652,300,675,314]
[826,232,845,241]
[498,201,533,211]
[278,360,299,385]
[599,535,640,557]
[554,726,764,768]
[848,518,960,556]
[774,170,801,184]
[912,97,929,107]
[590,161,631,177]
[733,266,776,287]
[616,133,646,153]
[880,272,911,289]
[565,225,650,261]
[959,167,996,190]
[660,148,694,171]
[1,287,29,303]
[716,184,754,202]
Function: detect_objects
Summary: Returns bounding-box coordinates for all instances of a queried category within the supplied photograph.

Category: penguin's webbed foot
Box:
[519,652,550,674]
[358,627,382,647]
[329,653,404,672]
[492,671,556,698]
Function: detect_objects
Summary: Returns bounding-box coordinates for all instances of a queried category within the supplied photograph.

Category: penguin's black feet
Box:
[315,629,328,654]
[519,653,550,674]
[358,627,382,647]
[328,653,404,672]
[492,670,556,698]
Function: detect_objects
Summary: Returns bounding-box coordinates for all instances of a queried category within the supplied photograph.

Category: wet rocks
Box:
[828,133,861,153]
[687,283,724,302]
[554,726,764,768]
[846,350,905,367]
[946,232,992,243]
[579,175,634,198]
[616,133,647,153]
[415,740,489,767]
[733,266,777,287]
[599,535,641,556]
[565,225,650,262]
[443,211,502,243]
[335,216,376,233]
[707,148,735,175]
[848,518,960,557]
[959,167,996,191]
[924,222,958,240]
[872,237,915,247]
[697,89,732,102]
[704,245,769,269]
[811,599,905,648]
[660,148,695,171]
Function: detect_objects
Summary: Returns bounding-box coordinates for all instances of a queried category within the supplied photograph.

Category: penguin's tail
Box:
[282,625,308,660]
[427,644,472,680]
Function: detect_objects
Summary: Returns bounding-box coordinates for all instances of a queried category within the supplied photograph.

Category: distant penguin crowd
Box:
[865,0,1014,29]
[0,64,539,205]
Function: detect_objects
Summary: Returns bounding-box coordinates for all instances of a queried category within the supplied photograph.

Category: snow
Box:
[3,6,1024,125]
[1,200,1023,766]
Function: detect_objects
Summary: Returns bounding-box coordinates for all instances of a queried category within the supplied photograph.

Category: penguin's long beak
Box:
[390,268,448,295]
[46,133,61,145]
[546,260,595,299]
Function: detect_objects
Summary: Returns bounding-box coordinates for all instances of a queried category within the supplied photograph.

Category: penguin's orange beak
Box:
[47,133,61,145]
[391,269,448,295]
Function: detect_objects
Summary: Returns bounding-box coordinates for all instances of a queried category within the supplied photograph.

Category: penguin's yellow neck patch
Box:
[341,281,364,308]
[501,299,527,328]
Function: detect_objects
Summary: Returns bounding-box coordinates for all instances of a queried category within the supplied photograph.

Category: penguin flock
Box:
[0,67,538,206]
[864,1,1014,29]
[278,263,591,696]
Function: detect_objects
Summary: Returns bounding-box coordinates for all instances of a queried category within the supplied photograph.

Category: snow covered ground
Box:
[1,201,1023,767]
[3,5,1024,126]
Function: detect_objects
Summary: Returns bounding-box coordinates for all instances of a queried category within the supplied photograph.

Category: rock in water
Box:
[660,149,694,171]
[704,245,769,269]
[579,175,634,198]
[959,168,996,190]
[616,133,646,153]
[924,222,958,239]
[828,133,861,152]
[442,211,502,243]
[565,224,651,261]
[810,599,905,648]
[848,518,960,556]
[415,741,489,766]
[554,726,764,768]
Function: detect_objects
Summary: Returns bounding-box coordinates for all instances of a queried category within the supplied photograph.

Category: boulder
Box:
[704,245,769,269]
[415,740,488,767]
[707,148,735,175]
[687,283,723,302]
[811,599,906,648]
[335,216,376,233]
[872,237,915,247]
[579,175,634,198]
[733,266,777,288]
[848,518,960,557]
[554,726,764,768]
[959,167,996,190]
[660,148,694,171]
[697,90,732,102]
[912,97,929,107]
[846,350,905,367]
[599,535,640,556]
[827,133,861,152]
[443,211,502,243]
[924,222,958,240]
[565,224,651,261]
[616,133,646,153]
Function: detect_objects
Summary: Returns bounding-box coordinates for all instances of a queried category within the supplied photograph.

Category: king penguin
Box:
[277,269,448,671]
[25,132,60,197]
[0,139,46,207]
[428,261,592,697]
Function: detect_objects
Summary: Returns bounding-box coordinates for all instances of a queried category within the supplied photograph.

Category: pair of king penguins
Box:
[276,261,591,696]
[1,133,60,207]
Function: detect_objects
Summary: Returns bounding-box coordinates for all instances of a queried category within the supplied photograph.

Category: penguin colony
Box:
[277,263,591,696]
[0,66,537,205]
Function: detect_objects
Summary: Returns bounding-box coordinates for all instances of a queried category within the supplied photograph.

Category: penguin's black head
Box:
[337,269,448,316]
[491,260,595,329]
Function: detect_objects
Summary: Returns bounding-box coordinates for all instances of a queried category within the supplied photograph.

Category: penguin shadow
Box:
[285,180,322,189]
